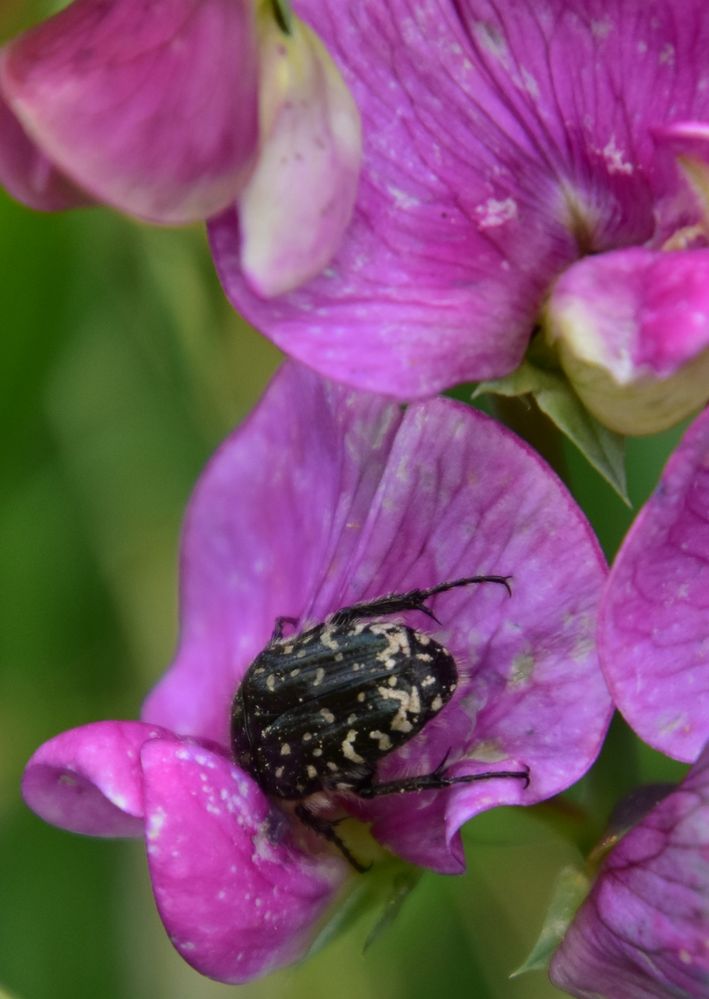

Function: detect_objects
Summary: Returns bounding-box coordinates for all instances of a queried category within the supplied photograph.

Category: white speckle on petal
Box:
[659,43,675,66]
[659,714,689,736]
[519,67,539,100]
[508,651,535,687]
[602,137,634,175]
[591,19,612,39]
[386,186,419,209]
[147,807,167,841]
[475,197,518,229]
[473,20,508,60]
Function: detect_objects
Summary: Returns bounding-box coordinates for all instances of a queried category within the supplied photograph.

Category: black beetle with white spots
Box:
[231,575,530,870]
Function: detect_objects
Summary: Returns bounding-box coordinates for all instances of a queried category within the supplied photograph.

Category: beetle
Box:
[231,575,530,869]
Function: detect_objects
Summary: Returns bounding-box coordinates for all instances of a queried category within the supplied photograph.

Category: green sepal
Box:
[306,855,423,959]
[363,865,423,951]
[510,864,591,978]
[474,352,629,504]
[266,0,293,34]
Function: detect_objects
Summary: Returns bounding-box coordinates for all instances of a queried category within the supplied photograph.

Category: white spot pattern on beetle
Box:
[369,729,393,751]
[342,730,365,764]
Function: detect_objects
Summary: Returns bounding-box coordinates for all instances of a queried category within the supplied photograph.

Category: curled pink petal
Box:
[141,739,345,983]
[599,407,709,762]
[1,0,259,223]
[547,247,709,434]
[22,721,172,836]
[238,16,361,297]
[550,744,709,998]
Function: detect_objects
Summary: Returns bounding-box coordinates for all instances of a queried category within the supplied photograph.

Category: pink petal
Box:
[142,363,403,743]
[147,361,610,873]
[0,91,88,210]
[332,400,611,870]
[22,721,171,836]
[238,16,361,297]
[547,247,709,434]
[599,407,709,762]
[1,0,259,223]
[141,739,345,983]
[550,744,709,998]
[211,0,709,395]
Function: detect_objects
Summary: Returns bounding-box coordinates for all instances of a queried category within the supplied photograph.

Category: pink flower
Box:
[23,363,610,982]
[598,405,709,763]
[1,0,361,290]
[211,0,709,424]
[550,744,709,998]
[0,0,260,222]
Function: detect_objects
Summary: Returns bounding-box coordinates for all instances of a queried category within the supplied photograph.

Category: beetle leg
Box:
[294,803,370,873]
[271,615,300,641]
[357,763,530,798]
[331,575,511,626]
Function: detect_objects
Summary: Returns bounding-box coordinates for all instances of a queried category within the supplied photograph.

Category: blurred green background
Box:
[0,5,689,997]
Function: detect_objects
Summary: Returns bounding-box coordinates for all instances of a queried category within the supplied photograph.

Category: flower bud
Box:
[546,247,709,435]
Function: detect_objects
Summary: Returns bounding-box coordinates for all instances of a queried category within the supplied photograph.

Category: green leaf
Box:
[475,359,629,504]
[510,864,591,978]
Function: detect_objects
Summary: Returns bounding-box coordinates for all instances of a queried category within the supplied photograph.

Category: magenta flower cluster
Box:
[7,0,709,994]
[212,0,709,418]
